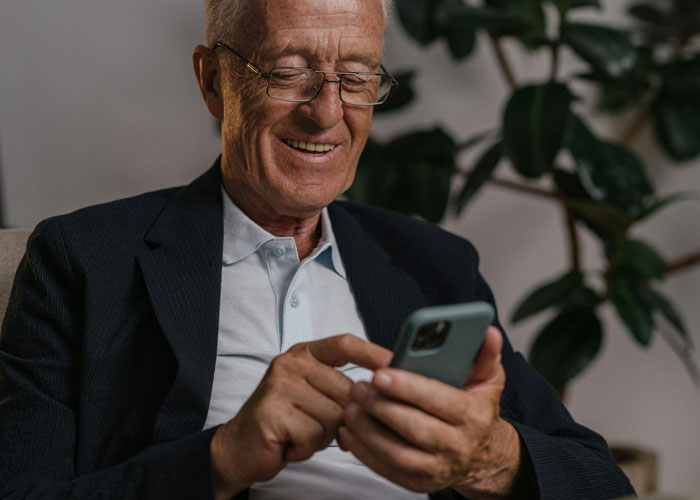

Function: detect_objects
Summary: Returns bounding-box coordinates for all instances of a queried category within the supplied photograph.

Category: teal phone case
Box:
[389,302,494,388]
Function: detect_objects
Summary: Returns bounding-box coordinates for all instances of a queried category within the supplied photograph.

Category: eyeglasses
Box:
[213,42,398,106]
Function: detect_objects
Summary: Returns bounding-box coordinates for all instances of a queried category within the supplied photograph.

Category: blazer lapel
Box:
[329,204,427,350]
[137,161,223,442]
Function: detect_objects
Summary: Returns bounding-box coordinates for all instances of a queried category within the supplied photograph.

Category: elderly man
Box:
[0,0,634,498]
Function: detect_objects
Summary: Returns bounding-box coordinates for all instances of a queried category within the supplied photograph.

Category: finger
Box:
[281,382,346,447]
[306,334,393,371]
[269,347,355,406]
[464,326,503,387]
[303,361,356,406]
[280,406,329,463]
[349,381,456,452]
[339,406,436,491]
[371,368,471,425]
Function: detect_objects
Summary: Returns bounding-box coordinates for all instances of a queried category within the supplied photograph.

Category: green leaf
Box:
[483,0,547,49]
[346,139,400,206]
[577,143,653,218]
[617,239,666,280]
[374,70,417,115]
[553,168,593,201]
[348,129,457,223]
[629,3,670,25]
[566,199,633,242]
[561,22,638,78]
[443,20,477,60]
[640,286,690,343]
[457,141,502,212]
[653,92,700,162]
[529,306,603,389]
[388,127,457,222]
[511,271,585,323]
[503,83,573,179]
[435,2,529,33]
[609,279,655,346]
[658,56,700,94]
[636,192,700,222]
[567,114,653,218]
[396,0,442,45]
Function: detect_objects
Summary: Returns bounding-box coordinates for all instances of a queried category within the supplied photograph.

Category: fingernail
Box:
[374,371,392,387]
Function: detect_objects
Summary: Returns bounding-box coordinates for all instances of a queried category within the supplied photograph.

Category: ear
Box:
[193,44,224,121]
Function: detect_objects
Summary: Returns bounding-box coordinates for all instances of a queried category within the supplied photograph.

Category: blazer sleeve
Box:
[475,272,635,500]
[0,218,217,499]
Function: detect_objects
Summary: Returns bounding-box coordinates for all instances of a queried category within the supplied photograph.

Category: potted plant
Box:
[347,0,700,492]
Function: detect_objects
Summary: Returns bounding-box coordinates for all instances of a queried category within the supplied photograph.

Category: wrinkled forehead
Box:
[234,0,386,65]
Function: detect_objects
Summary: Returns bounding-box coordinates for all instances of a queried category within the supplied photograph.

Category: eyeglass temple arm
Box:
[212,42,265,77]
[380,64,399,86]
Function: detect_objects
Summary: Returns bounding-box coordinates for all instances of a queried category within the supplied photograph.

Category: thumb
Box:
[464,326,503,387]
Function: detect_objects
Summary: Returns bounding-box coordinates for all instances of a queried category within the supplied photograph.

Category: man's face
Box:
[218,0,385,219]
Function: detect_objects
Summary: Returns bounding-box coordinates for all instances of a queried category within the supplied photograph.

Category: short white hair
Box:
[205,0,393,47]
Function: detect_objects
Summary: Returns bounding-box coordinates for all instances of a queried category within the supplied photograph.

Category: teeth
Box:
[285,139,336,153]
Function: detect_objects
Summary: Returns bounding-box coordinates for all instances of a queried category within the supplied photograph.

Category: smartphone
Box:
[389,301,494,388]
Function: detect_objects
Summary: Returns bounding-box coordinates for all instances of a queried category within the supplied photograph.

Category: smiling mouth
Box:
[284,139,337,154]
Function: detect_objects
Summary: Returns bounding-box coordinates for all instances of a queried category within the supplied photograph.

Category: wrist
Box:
[453,419,532,500]
[210,425,249,500]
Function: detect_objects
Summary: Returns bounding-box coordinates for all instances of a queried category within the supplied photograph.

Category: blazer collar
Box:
[328,203,427,351]
[138,158,224,441]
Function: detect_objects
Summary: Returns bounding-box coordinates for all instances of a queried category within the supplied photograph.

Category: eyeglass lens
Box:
[268,68,392,105]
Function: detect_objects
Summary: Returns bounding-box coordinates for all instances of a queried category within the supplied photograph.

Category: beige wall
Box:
[1,0,699,493]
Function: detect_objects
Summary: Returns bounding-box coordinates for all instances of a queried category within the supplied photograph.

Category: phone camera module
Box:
[411,321,451,351]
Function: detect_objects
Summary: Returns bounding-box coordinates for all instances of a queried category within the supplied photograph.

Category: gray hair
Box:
[205,0,393,47]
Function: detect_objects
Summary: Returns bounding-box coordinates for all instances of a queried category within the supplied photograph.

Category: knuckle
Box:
[335,333,356,351]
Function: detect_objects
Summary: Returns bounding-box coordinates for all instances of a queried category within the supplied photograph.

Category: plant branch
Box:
[454,166,559,200]
[562,201,582,270]
[489,177,560,200]
[550,41,561,82]
[665,249,700,275]
[620,99,654,146]
[487,33,518,91]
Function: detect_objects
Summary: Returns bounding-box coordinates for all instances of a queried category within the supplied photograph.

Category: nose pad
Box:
[301,78,343,129]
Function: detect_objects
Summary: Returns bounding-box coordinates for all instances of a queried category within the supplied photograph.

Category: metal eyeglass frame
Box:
[212,42,398,106]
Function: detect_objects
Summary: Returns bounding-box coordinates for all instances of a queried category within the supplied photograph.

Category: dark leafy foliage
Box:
[374,70,417,115]
[503,83,573,178]
[348,128,456,222]
[359,0,700,389]
[529,306,604,389]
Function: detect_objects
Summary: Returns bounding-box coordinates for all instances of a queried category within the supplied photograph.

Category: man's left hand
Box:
[336,327,530,499]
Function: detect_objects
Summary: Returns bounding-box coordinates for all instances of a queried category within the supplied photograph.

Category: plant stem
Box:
[620,101,654,146]
[665,249,700,275]
[563,203,582,270]
[487,33,518,91]
[488,177,559,200]
[550,41,561,82]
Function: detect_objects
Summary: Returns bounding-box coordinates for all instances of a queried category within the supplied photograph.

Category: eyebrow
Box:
[258,45,382,69]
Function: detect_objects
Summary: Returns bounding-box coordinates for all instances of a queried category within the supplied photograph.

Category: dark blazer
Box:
[0,162,634,499]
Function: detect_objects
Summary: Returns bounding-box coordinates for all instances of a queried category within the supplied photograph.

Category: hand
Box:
[337,327,529,499]
[210,334,393,499]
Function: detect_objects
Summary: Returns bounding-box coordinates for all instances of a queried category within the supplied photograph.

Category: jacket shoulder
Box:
[30,186,184,266]
[331,200,479,262]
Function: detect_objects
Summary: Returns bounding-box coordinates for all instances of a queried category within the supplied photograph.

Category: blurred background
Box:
[1,0,699,493]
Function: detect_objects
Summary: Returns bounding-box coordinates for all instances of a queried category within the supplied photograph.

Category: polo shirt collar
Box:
[221,187,346,279]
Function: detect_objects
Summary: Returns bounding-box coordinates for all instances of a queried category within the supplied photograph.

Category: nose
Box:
[298,77,344,129]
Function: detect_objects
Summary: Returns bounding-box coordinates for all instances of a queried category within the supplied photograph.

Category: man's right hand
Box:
[209,334,393,499]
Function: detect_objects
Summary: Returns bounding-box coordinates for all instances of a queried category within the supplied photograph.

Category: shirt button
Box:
[290,295,300,308]
[274,247,286,257]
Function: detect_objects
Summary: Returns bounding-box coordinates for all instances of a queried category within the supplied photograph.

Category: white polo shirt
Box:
[204,188,427,499]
